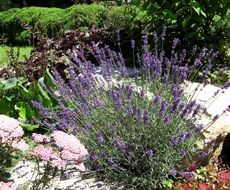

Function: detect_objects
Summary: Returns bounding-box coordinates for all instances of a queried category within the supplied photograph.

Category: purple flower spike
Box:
[97,130,104,145]
[143,110,150,125]
[179,171,194,179]
[152,95,161,105]
[159,99,168,115]
[113,136,126,149]
[109,90,122,111]
[172,38,180,49]
[163,116,170,125]
[145,149,154,158]
[223,81,230,89]
[194,124,204,132]
[135,107,142,121]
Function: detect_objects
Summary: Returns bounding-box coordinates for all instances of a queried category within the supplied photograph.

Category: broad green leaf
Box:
[15,104,27,121]
[0,98,12,115]
[20,123,39,131]
[188,32,196,38]
[0,78,18,91]
[200,10,207,17]
[191,0,206,17]
[191,0,201,15]
[18,84,32,99]
[182,15,191,29]
[44,69,56,87]
[164,9,176,20]
[35,80,52,107]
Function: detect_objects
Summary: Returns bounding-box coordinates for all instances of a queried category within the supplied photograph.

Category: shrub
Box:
[0,4,138,45]
[130,0,230,71]
[0,0,12,11]
[31,30,230,189]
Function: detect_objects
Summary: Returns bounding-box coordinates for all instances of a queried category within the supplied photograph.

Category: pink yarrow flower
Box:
[73,163,87,172]
[32,133,51,143]
[0,181,17,190]
[12,139,28,151]
[50,155,66,170]
[52,131,88,161]
[31,145,54,161]
[30,131,88,172]
[0,115,28,151]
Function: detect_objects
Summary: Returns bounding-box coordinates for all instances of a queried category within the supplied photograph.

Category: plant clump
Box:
[28,131,88,189]
[0,115,28,189]
[32,29,230,189]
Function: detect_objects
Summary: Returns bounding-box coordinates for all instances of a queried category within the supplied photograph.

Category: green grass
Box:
[0,46,32,68]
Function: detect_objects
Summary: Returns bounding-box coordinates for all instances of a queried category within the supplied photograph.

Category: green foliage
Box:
[132,0,229,36]
[0,0,12,11]
[0,4,136,45]
[0,70,56,131]
[162,179,174,188]
[131,0,230,52]
[194,166,209,182]
[0,46,31,66]
[209,69,230,85]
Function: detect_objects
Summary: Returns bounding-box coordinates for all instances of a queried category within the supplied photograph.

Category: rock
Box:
[10,160,123,190]
[183,81,230,164]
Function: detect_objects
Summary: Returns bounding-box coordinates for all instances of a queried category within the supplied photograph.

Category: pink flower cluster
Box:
[0,181,17,190]
[32,133,51,143]
[0,115,28,151]
[31,131,88,171]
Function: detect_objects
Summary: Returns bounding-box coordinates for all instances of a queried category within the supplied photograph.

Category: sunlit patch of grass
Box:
[0,46,32,68]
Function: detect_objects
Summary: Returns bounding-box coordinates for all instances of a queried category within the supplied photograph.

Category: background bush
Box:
[131,0,230,67]
[0,4,139,45]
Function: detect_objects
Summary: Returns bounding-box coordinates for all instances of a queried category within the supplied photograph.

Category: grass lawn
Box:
[0,46,32,68]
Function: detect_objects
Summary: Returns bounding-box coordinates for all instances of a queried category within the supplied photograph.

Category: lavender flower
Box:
[159,99,168,115]
[135,107,142,121]
[170,168,177,177]
[113,136,126,149]
[172,38,180,49]
[109,90,122,111]
[93,97,105,108]
[171,85,181,99]
[126,103,133,116]
[143,110,150,125]
[111,125,118,131]
[97,130,104,145]
[199,151,208,159]
[194,124,204,132]
[163,116,170,125]
[32,101,49,117]
[223,81,230,89]
[145,149,154,158]
[152,95,161,105]
[84,122,92,130]
[161,26,167,41]
[179,171,194,179]
[193,58,201,67]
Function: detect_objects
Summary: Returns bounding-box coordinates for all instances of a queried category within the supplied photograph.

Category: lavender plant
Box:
[32,30,229,189]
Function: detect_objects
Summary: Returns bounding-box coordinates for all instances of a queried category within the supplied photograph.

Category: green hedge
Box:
[0,4,136,45]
